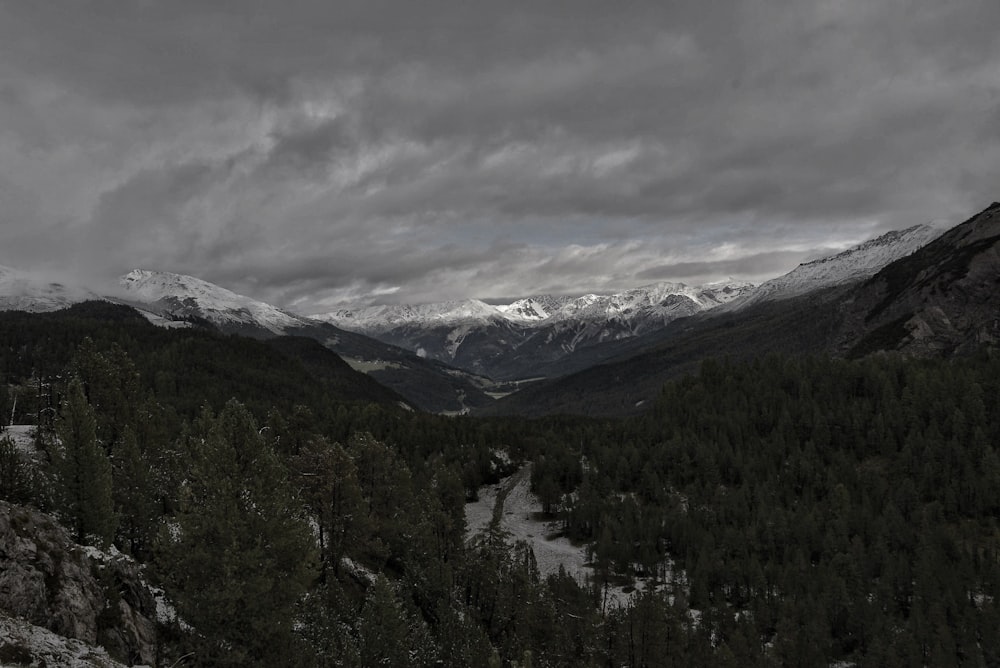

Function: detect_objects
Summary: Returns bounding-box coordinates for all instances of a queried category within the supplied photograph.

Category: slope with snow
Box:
[316,280,757,380]
[466,465,685,610]
[0,614,134,668]
[119,269,309,335]
[730,224,942,308]
[0,265,102,313]
[321,298,505,332]
[319,280,755,334]
[547,280,755,325]
[494,295,577,322]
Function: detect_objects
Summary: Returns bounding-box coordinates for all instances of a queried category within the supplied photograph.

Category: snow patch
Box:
[119,269,307,335]
[466,465,687,610]
[728,224,942,308]
[0,613,139,667]
[2,424,38,456]
[341,557,377,585]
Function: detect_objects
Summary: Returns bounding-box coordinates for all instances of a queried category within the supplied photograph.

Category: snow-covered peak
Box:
[733,224,942,307]
[495,296,562,322]
[694,279,758,307]
[0,264,102,312]
[547,280,754,322]
[119,269,306,334]
[321,279,757,334]
[317,298,505,331]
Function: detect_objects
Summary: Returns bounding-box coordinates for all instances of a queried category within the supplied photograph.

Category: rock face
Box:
[842,202,1000,357]
[0,614,130,668]
[0,501,158,666]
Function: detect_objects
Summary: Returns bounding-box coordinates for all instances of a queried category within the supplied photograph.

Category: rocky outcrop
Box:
[0,613,131,667]
[841,202,1000,357]
[0,501,158,666]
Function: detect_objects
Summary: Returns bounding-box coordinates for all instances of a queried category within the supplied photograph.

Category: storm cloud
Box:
[0,1,997,310]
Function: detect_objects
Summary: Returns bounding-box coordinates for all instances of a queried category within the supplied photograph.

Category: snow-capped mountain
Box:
[543,280,754,325]
[322,298,506,332]
[729,224,942,308]
[316,280,756,380]
[314,223,943,381]
[119,269,309,335]
[495,296,566,323]
[320,280,754,334]
[0,265,102,312]
[116,269,494,413]
[0,220,945,385]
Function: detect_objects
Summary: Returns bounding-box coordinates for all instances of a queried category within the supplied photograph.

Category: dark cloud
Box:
[0,1,997,311]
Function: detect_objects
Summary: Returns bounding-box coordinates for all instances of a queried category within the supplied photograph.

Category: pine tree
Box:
[54,376,116,546]
[114,424,159,556]
[358,576,437,667]
[291,437,366,577]
[157,400,317,666]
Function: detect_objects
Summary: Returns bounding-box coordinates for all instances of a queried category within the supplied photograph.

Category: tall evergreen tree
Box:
[53,376,116,546]
[114,424,159,556]
[291,437,366,578]
[157,400,317,666]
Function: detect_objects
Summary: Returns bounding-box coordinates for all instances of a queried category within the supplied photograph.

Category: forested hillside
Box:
[2,305,999,665]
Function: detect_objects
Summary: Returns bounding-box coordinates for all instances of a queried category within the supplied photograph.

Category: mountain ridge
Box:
[0,215,962,406]
[480,202,999,417]
[723,223,943,309]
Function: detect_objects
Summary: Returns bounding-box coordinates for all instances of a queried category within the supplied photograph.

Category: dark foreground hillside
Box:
[2,296,999,666]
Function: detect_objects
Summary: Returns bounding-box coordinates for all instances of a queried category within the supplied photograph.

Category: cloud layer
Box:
[1,1,997,310]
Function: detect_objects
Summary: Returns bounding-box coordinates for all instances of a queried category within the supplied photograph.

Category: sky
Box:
[0,1,997,313]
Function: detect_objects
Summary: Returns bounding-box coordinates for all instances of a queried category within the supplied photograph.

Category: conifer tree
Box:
[158,400,317,665]
[54,376,116,546]
[114,424,159,556]
[291,437,366,577]
[358,576,436,667]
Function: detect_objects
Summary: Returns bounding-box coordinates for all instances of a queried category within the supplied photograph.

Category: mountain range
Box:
[1,208,993,416]
[482,204,999,416]
[311,281,754,380]
[314,224,941,381]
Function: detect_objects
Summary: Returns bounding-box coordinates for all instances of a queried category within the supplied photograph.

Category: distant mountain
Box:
[120,269,309,335]
[0,214,959,413]
[0,265,103,313]
[316,280,755,381]
[0,266,493,413]
[116,269,493,413]
[481,203,998,418]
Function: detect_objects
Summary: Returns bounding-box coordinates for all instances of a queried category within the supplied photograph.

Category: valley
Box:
[0,201,998,666]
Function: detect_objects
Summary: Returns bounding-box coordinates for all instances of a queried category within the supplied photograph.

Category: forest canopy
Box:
[1,305,998,666]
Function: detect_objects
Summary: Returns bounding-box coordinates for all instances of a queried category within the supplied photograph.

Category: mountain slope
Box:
[479,286,850,417]
[843,201,1000,356]
[729,224,942,308]
[120,269,307,335]
[318,280,755,381]
[482,202,998,417]
[0,265,102,313]
[118,270,493,413]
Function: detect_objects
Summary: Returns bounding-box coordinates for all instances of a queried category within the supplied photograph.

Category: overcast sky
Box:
[0,1,997,312]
